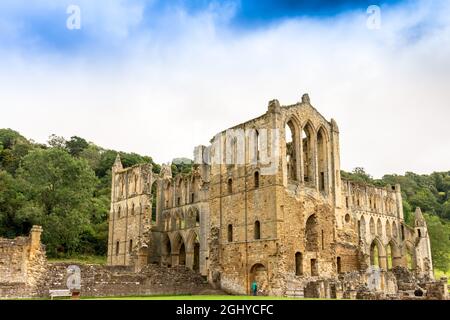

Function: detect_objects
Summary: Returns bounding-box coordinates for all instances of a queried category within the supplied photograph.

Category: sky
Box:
[0,0,449,178]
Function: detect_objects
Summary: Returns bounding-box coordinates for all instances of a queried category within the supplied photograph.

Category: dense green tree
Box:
[0,170,28,237]
[47,134,66,149]
[424,214,450,272]
[0,129,34,174]
[16,148,97,256]
[409,189,440,215]
[66,136,89,157]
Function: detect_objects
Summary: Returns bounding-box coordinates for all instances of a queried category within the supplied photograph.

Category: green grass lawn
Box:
[48,255,106,265]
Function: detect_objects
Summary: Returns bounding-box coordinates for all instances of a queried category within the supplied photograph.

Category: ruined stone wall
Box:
[157,165,210,276]
[107,160,154,267]
[102,93,438,298]
[0,226,47,298]
[41,263,216,298]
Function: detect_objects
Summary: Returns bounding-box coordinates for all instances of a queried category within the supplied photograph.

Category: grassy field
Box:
[48,255,107,265]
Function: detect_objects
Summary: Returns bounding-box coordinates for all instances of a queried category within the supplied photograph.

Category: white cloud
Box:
[0,0,449,177]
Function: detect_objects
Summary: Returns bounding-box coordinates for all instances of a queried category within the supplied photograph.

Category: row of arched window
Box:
[221,129,262,166]
[227,221,261,242]
[358,216,404,241]
[114,239,134,256]
[114,203,142,219]
[116,174,140,198]
[285,118,329,192]
[163,209,200,231]
[345,191,397,216]
[164,177,199,209]
[226,171,260,195]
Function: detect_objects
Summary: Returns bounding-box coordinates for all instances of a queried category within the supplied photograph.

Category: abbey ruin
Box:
[107,94,445,299]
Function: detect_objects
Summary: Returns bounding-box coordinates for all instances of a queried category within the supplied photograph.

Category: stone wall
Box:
[0,226,47,298]
[41,263,219,298]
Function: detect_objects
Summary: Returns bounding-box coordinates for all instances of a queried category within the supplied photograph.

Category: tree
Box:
[66,136,89,157]
[171,158,193,176]
[424,214,450,272]
[47,134,66,149]
[0,170,28,237]
[0,129,34,175]
[409,189,440,215]
[16,148,98,256]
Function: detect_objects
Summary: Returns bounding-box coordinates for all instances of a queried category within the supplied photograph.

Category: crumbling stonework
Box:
[106,94,441,299]
[0,226,47,298]
[41,263,221,298]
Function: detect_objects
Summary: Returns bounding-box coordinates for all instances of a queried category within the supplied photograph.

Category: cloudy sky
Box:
[0,0,449,178]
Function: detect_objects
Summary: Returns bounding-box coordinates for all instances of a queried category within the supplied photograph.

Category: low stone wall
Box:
[40,263,219,298]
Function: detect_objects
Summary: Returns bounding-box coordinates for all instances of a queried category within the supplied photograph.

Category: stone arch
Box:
[170,212,177,230]
[254,129,260,162]
[305,214,319,251]
[254,170,260,188]
[369,238,386,269]
[376,218,382,236]
[316,126,329,192]
[301,120,315,184]
[186,207,199,228]
[369,217,375,235]
[249,263,268,295]
[359,216,366,241]
[385,220,392,238]
[186,230,200,272]
[285,117,300,182]
[164,181,172,209]
[190,175,199,203]
[161,233,172,267]
[254,220,261,240]
[386,239,401,269]
[175,210,185,229]
[392,221,398,239]
[162,212,171,231]
[171,231,186,266]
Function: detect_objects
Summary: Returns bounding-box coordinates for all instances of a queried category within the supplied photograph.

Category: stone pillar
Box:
[172,253,180,266]
[29,225,43,258]
[185,251,194,270]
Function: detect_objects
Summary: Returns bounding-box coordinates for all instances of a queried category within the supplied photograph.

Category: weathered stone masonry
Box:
[106,93,442,298]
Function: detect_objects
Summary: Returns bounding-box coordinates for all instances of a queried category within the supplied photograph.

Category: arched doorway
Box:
[193,241,200,272]
[161,233,172,267]
[386,243,393,270]
[295,252,303,276]
[179,242,186,266]
[370,240,381,268]
[305,214,319,251]
[249,263,268,296]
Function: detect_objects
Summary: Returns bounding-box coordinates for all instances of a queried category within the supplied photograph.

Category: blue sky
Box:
[0,0,449,177]
[0,0,406,53]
